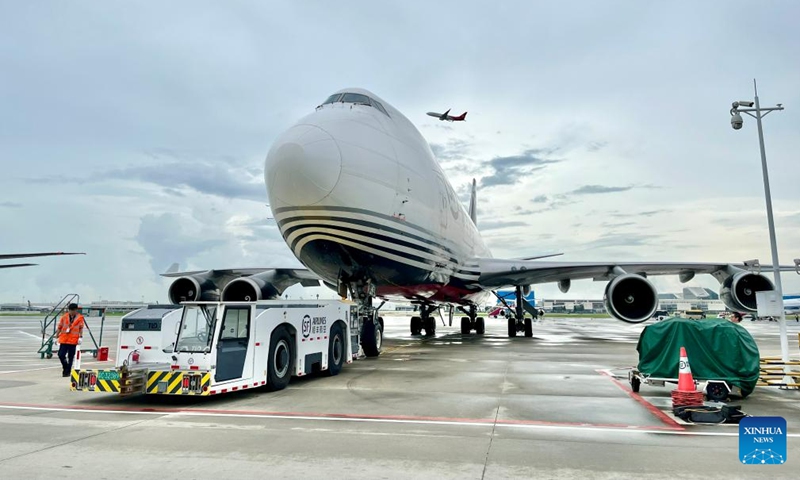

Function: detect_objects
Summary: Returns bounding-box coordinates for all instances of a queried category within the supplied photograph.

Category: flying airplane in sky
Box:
[0,252,85,270]
[426,108,467,122]
[164,88,798,357]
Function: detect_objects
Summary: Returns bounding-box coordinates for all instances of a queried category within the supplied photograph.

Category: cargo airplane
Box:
[164,88,798,357]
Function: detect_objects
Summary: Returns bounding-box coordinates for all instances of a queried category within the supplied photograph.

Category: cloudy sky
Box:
[2,1,799,304]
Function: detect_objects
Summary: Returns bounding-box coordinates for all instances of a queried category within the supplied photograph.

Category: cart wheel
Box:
[46,353,53,359]
[706,382,728,402]
[93,351,98,358]
[630,375,641,393]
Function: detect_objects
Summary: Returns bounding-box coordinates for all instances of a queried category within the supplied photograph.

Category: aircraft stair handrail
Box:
[38,293,80,359]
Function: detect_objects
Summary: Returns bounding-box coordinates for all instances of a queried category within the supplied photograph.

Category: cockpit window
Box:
[322,93,342,105]
[371,99,389,116]
[341,93,371,105]
[320,92,389,117]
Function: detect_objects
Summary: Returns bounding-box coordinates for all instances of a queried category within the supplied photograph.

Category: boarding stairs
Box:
[37,294,104,359]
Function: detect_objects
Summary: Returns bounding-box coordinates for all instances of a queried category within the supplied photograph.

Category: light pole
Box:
[730,79,787,361]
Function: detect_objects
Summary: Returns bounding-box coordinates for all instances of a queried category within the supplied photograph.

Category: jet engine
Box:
[221,271,284,302]
[719,271,774,313]
[168,273,218,304]
[604,274,658,324]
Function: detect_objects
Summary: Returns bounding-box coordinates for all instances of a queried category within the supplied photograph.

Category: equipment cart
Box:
[630,317,761,401]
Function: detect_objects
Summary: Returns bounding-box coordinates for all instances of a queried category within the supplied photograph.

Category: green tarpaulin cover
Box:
[636,317,761,397]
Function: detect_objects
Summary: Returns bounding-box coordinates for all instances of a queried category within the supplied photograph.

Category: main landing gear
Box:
[459,305,484,334]
[410,305,438,336]
[498,285,534,338]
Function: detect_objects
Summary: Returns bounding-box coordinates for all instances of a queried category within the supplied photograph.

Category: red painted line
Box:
[232,387,238,391]
[597,369,683,430]
[255,342,261,346]
[120,346,129,349]
[0,401,679,431]
[144,346,152,350]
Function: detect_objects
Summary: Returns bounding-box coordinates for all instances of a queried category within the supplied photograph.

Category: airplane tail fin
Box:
[468,178,477,225]
[454,112,467,121]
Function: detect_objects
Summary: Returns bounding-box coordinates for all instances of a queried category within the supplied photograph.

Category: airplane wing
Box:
[0,252,85,260]
[0,263,37,269]
[477,258,799,288]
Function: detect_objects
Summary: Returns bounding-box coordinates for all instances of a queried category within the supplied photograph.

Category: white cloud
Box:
[1,1,799,302]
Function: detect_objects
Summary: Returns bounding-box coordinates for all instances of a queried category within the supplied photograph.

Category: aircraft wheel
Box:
[460,317,471,334]
[378,316,384,332]
[410,316,422,335]
[361,318,382,357]
[524,317,533,337]
[475,317,485,335]
[327,322,345,376]
[507,317,517,337]
[267,326,294,391]
[423,317,435,336]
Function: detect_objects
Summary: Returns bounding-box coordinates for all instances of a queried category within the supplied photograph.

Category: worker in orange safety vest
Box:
[56,303,85,377]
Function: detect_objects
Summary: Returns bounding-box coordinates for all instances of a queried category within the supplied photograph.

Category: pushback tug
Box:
[71,300,361,396]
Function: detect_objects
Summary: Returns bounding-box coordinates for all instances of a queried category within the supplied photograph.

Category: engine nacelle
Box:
[604,274,658,324]
[720,271,774,313]
[168,273,218,304]
[221,271,282,302]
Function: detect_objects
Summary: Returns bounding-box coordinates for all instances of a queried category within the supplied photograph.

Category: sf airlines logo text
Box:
[302,315,327,338]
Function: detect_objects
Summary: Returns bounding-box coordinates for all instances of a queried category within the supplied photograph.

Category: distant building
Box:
[541,290,726,314]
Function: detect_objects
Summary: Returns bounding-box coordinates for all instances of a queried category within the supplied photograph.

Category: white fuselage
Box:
[265,88,490,304]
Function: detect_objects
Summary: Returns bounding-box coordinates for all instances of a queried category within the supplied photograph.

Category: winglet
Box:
[468,178,477,225]
[165,263,180,275]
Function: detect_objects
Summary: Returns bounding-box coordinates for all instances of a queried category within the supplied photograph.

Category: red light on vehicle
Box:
[89,375,97,386]
[71,382,77,388]
[203,386,208,392]
[183,377,189,389]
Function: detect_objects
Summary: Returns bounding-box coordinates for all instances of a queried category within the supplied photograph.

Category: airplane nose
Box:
[266,124,342,206]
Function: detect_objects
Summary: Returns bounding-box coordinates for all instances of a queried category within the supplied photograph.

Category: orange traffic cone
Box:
[671,346,704,407]
[677,346,695,392]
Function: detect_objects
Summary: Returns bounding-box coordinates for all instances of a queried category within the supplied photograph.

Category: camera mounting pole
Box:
[730,80,788,362]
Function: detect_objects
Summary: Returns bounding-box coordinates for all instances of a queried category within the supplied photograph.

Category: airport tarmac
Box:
[1,314,799,479]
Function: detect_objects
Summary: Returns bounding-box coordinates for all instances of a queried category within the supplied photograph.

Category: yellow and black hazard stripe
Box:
[146,371,211,395]
[70,369,120,393]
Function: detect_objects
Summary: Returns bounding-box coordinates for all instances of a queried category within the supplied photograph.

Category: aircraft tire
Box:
[508,318,517,337]
[410,316,422,335]
[475,317,485,335]
[267,326,294,391]
[361,318,382,357]
[327,322,345,376]
[460,317,471,334]
[524,317,533,337]
[423,317,435,336]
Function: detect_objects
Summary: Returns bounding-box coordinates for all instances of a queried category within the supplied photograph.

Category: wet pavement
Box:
[0,313,799,479]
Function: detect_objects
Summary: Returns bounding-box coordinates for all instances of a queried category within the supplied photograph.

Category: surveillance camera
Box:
[731,113,743,130]
[738,101,754,107]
